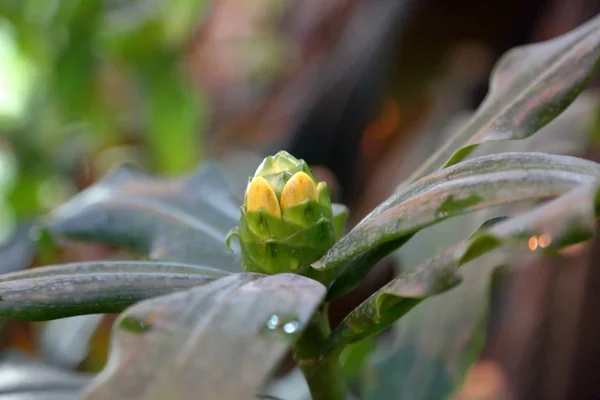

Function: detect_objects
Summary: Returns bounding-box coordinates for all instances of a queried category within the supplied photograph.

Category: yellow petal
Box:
[246,176,281,217]
[280,172,317,208]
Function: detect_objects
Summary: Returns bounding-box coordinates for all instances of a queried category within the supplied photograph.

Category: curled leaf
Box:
[313,153,600,299]
[404,13,600,186]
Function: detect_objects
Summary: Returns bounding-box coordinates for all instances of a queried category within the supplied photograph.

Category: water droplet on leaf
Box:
[262,315,301,338]
[266,314,281,330]
[282,321,299,334]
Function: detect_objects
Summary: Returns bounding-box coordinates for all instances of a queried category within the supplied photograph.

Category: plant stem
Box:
[294,309,347,400]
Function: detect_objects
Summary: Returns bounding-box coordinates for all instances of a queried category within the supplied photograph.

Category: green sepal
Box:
[239,216,335,275]
[282,199,327,228]
[240,209,301,241]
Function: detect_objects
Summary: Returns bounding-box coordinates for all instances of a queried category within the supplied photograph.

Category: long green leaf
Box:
[84,273,326,400]
[327,182,599,353]
[312,153,600,299]
[365,89,598,400]
[403,13,600,186]
[356,182,600,400]
[468,90,598,158]
[391,89,598,274]
[46,163,241,270]
[0,261,228,320]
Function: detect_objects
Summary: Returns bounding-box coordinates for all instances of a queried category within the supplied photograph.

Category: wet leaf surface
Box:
[84,273,326,400]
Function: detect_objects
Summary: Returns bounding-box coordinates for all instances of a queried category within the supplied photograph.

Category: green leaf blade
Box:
[46,163,242,271]
[313,153,600,299]
[405,13,600,185]
[0,261,228,320]
[331,182,599,352]
[83,273,327,400]
[356,182,600,400]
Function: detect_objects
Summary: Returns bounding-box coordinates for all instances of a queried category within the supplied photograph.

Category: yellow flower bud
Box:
[280,172,318,208]
[232,151,339,276]
[246,176,281,217]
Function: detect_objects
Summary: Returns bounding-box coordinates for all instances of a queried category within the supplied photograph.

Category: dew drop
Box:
[262,315,301,338]
[282,321,299,334]
[266,314,281,330]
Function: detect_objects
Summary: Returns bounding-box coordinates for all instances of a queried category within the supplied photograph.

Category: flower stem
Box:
[294,310,347,400]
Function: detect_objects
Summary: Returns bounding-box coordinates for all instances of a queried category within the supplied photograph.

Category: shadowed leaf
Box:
[404,13,600,186]
[469,90,598,157]
[0,360,91,400]
[359,182,600,400]
[40,314,106,368]
[0,261,228,320]
[312,153,600,299]
[367,88,598,400]
[0,223,36,275]
[46,163,241,271]
[84,273,326,400]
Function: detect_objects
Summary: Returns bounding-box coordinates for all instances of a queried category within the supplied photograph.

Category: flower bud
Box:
[230,151,336,275]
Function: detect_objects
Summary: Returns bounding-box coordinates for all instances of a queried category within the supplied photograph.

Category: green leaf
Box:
[103,0,210,55]
[312,153,600,299]
[83,273,326,400]
[364,90,598,400]
[357,182,600,400]
[0,261,228,320]
[404,14,600,186]
[0,223,36,275]
[46,163,241,271]
[332,203,350,241]
[329,182,599,350]
[469,90,598,158]
[339,336,376,382]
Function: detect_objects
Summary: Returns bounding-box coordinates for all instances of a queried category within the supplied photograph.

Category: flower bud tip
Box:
[246,176,281,217]
[280,172,317,208]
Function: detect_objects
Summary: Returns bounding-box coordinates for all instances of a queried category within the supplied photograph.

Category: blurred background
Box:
[1,0,600,399]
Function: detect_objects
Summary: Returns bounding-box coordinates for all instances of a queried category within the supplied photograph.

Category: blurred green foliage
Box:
[0,0,210,242]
